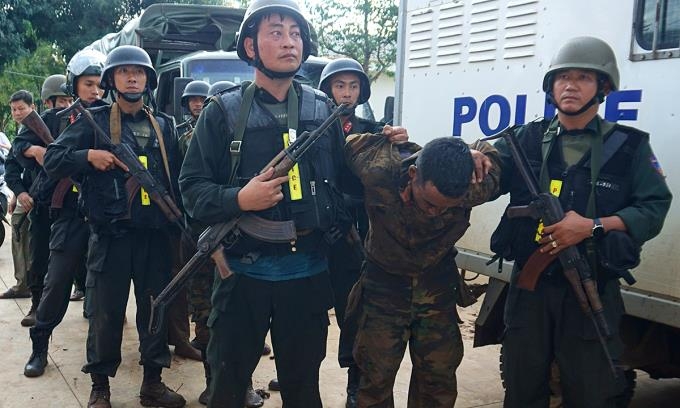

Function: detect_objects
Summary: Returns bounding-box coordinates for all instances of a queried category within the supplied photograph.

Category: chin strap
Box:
[547,75,607,117]
[250,34,299,79]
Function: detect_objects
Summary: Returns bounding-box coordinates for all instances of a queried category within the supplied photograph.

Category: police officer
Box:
[40,74,73,110]
[494,36,672,407]
[44,45,186,408]
[179,0,356,406]
[4,86,55,327]
[318,57,394,407]
[23,49,106,378]
[176,80,210,156]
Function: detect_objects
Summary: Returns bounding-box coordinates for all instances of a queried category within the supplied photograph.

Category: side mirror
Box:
[382,96,394,125]
[173,77,193,124]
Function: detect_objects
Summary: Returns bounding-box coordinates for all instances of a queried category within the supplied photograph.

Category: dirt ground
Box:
[1,224,679,407]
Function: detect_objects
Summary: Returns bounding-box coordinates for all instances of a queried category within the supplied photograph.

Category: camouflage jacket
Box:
[345,133,501,276]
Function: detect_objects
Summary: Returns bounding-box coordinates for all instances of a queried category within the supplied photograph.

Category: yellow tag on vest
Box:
[72,184,78,193]
[535,179,563,242]
[283,133,302,200]
[139,155,151,206]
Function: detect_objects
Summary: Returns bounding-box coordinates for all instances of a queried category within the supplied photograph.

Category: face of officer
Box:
[10,99,34,124]
[552,68,602,114]
[245,13,303,75]
[330,72,361,109]
[187,96,206,119]
[113,65,147,99]
[406,165,463,217]
[76,75,103,105]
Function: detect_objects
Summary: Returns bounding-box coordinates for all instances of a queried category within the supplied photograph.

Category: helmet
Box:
[64,49,106,96]
[41,75,68,101]
[236,0,314,65]
[100,45,157,92]
[542,36,619,92]
[208,80,237,96]
[181,80,210,107]
[319,58,371,105]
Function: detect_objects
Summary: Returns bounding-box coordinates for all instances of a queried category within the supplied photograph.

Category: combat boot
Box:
[198,349,211,405]
[140,381,186,407]
[24,329,49,377]
[21,291,41,327]
[245,380,264,408]
[346,365,360,408]
[88,374,111,408]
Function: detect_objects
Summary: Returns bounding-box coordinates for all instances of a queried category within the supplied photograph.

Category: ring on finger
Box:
[551,240,558,248]
[548,234,553,241]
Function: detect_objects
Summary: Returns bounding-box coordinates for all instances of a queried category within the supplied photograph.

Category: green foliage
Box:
[307,0,398,83]
[0,42,66,136]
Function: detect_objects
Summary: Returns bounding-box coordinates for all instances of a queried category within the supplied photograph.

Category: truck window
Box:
[634,0,680,58]
[187,59,254,84]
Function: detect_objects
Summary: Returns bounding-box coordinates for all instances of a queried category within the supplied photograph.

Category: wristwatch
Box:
[591,218,605,239]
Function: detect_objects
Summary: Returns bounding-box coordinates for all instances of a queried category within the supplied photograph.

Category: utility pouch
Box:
[598,231,640,285]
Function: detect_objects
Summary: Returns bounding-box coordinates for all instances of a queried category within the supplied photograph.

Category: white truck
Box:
[394,0,680,384]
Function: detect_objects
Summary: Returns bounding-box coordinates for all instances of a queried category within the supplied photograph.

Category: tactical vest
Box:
[495,120,645,269]
[80,105,176,230]
[213,83,349,255]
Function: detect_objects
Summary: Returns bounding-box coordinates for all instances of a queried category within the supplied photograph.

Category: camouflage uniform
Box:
[344,134,501,407]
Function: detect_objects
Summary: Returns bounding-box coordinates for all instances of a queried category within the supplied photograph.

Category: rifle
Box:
[481,126,618,377]
[68,100,193,244]
[148,103,348,335]
[20,110,55,200]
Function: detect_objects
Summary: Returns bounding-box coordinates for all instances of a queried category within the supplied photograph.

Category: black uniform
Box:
[5,111,57,315]
[25,107,104,357]
[43,103,181,377]
[180,82,348,407]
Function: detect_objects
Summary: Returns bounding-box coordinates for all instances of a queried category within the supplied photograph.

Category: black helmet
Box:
[100,45,157,92]
[236,0,313,78]
[181,80,210,107]
[208,80,237,96]
[41,74,69,101]
[64,49,106,96]
[319,58,371,105]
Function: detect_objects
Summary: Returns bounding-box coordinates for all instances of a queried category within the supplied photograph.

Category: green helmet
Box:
[208,80,236,96]
[236,0,313,78]
[41,74,68,101]
[542,36,619,93]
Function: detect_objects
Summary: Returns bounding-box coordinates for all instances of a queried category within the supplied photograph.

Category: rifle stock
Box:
[147,102,349,335]
[21,110,54,145]
[481,126,618,377]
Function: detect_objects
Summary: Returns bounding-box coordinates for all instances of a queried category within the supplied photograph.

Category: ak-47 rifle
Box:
[67,99,192,243]
[481,126,618,377]
[20,110,55,199]
[148,103,349,335]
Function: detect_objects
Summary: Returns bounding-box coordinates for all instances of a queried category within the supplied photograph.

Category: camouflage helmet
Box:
[542,36,620,92]
[319,58,371,105]
[64,49,106,96]
[100,45,157,91]
[236,0,313,64]
[208,80,237,96]
[181,80,210,107]
[41,74,68,101]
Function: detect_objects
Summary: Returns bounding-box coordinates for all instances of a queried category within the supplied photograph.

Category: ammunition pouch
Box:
[79,169,128,224]
[597,231,640,285]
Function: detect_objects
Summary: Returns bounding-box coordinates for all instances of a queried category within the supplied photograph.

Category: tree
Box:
[307,0,398,83]
[0,42,66,136]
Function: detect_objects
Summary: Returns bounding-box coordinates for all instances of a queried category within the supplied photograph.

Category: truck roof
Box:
[87,4,246,66]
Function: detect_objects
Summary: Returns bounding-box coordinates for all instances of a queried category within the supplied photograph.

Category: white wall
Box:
[368,74,395,122]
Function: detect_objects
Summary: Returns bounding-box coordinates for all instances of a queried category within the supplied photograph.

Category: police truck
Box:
[394,0,680,386]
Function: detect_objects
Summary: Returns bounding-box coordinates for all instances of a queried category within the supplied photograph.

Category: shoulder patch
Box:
[650,153,665,177]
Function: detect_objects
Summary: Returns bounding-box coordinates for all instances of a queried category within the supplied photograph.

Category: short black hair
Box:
[416,137,473,198]
[10,90,33,105]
